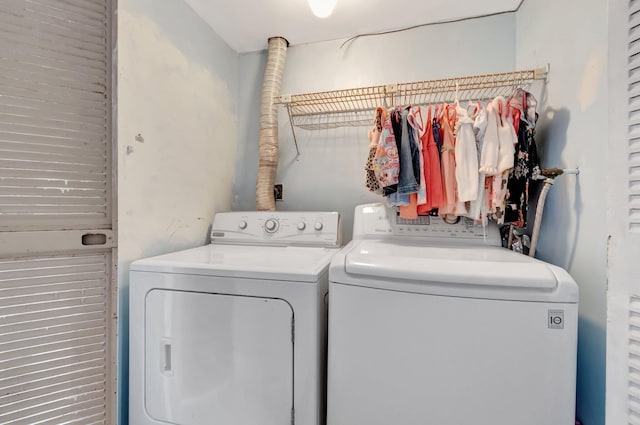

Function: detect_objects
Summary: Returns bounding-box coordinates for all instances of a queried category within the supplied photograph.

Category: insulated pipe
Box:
[529,178,554,258]
[256,37,289,211]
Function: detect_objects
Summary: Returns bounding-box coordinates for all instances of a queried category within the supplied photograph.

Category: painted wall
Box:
[515,1,608,424]
[116,1,238,422]
[234,14,517,242]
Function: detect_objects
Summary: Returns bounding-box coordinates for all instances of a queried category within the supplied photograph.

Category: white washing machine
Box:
[327,204,578,425]
[129,211,341,425]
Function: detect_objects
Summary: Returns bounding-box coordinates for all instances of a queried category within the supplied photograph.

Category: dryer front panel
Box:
[144,289,293,425]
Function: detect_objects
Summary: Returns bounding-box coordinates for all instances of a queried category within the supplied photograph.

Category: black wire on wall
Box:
[340,0,527,48]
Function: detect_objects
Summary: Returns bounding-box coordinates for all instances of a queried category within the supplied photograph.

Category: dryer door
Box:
[144,289,294,425]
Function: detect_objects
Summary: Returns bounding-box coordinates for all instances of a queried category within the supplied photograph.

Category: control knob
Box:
[239,220,248,229]
[297,222,306,231]
[314,222,323,231]
[264,218,279,233]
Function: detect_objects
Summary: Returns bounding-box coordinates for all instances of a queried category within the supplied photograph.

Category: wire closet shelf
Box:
[275,68,548,133]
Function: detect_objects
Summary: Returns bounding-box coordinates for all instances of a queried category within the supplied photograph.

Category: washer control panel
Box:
[210,211,341,247]
[353,203,501,246]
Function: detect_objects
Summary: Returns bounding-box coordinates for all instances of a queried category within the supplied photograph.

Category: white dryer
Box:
[327,204,578,425]
[129,211,341,425]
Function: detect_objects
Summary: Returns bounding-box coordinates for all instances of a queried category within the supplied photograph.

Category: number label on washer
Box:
[548,310,564,329]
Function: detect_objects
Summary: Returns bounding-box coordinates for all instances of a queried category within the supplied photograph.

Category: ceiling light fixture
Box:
[308,0,337,18]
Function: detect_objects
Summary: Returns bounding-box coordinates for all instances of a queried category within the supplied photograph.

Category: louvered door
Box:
[0,1,117,424]
[607,1,640,424]
[630,1,640,233]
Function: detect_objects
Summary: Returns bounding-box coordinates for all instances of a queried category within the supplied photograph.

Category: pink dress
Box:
[439,105,458,217]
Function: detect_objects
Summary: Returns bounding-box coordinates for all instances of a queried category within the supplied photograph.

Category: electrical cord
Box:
[340,0,526,49]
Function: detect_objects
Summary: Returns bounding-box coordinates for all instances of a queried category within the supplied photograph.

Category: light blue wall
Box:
[117,3,608,424]
[515,1,608,424]
[116,1,239,423]
[234,14,517,242]
[234,49,267,211]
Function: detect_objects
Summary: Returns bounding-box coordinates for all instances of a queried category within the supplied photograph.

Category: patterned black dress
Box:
[504,91,541,227]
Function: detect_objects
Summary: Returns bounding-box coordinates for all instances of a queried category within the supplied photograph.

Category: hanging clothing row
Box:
[364,89,541,226]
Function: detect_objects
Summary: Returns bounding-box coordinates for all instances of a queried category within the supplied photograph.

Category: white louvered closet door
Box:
[608,1,640,424]
[0,1,117,424]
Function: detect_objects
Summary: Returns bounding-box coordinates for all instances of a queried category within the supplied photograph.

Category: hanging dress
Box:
[438,104,459,217]
[454,105,479,203]
[365,107,383,193]
[468,103,487,221]
[496,97,517,173]
[373,107,400,193]
[479,96,515,176]
[408,106,427,206]
[386,107,406,205]
[397,107,420,195]
[417,105,445,214]
[479,99,500,176]
[487,97,517,224]
[399,106,428,219]
[504,90,541,227]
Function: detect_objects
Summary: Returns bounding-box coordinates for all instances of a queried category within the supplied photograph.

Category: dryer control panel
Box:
[352,203,501,246]
[210,211,341,247]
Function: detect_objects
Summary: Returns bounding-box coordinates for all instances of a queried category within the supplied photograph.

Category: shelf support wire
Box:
[285,104,300,157]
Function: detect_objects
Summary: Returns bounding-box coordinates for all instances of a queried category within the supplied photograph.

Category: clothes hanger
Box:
[454,81,460,107]
[466,99,481,117]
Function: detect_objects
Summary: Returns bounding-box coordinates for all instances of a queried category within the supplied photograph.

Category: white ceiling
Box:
[183,0,523,53]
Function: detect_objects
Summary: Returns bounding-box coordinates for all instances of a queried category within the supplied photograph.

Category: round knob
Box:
[314,222,323,231]
[239,220,248,229]
[297,222,306,231]
[264,218,279,233]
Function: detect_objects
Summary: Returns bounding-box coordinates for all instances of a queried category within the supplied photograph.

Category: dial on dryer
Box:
[264,218,279,233]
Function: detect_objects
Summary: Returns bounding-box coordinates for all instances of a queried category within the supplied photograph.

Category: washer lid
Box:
[331,240,578,302]
[131,244,339,282]
[344,240,556,288]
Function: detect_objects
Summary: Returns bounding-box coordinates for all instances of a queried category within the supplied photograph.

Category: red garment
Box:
[510,102,521,134]
[438,105,458,217]
[399,193,419,219]
[417,106,444,214]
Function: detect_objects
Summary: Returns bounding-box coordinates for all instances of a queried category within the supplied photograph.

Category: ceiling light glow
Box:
[308,0,337,18]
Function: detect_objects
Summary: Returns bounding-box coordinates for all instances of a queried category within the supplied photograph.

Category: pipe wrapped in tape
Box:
[256,37,288,211]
